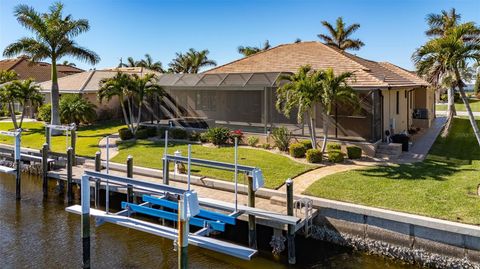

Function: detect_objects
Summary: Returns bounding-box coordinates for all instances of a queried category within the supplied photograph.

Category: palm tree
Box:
[61,61,76,67]
[120,57,140,68]
[276,65,324,148]
[168,48,217,73]
[0,70,18,84]
[413,23,480,146]
[98,73,164,134]
[3,2,100,129]
[0,79,43,129]
[318,68,358,153]
[318,17,364,51]
[138,54,164,72]
[238,40,271,57]
[59,94,96,125]
[426,8,462,37]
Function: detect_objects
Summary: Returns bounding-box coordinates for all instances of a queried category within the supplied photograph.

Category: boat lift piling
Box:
[42,143,49,197]
[126,155,134,203]
[94,151,101,208]
[286,178,296,265]
[67,147,74,203]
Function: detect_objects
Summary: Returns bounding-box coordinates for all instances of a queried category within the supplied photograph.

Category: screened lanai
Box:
[145,72,382,143]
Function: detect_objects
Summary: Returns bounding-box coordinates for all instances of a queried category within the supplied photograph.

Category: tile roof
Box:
[204,41,428,88]
[38,67,161,93]
[0,57,83,82]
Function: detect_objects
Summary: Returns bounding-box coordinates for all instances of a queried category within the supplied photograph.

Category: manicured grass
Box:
[436,98,480,112]
[0,121,125,157]
[112,140,314,189]
[304,118,480,224]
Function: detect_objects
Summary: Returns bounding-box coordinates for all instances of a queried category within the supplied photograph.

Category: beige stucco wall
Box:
[383,89,410,134]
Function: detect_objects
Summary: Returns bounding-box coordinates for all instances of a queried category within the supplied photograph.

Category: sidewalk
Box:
[98,134,120,160]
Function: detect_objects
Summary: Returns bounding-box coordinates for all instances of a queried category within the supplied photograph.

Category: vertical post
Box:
[70,129,76,166]
[81,175,91,269]
[177,196,188,269]
[67,147,73,203]
[234,137,238,212]
[248,175,257,249]
[127,155,133,203]
[286,178,296,265]
[106,136,110,213]
[163,130,169,185]
[42,143,49,197]
[187,145,191,191]
[94,151,101,208]
[45,126,50,150]
[15,132,21,200]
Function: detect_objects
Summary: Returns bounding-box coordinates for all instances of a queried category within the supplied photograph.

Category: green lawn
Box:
[112,140,315,189]
[304,118,480,225]
[436,98,480,112]
[0,121,125,157]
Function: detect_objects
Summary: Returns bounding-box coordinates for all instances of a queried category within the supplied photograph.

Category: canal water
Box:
[0,174,419,269]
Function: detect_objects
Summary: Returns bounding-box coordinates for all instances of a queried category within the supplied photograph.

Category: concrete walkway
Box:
[397,116,446,163]
[98,134,120,160]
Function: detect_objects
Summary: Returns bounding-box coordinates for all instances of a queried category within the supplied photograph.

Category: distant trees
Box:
[120,54,165,72]
[62,61,77,67]
[168,48,216,73]
[3,2,100,128]
[317,17,364,51]
[238,40,271,57]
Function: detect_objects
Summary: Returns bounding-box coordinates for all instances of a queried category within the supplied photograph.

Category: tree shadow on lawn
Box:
[358,159,466,181]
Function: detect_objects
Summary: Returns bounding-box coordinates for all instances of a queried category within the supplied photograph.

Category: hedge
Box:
[306,149,322,163]
[300,140,313,150]
[119,128,134,140]
[327,142,341,151]
[328,150,344,163]
[347,146,362,159]
[289,143,306,158]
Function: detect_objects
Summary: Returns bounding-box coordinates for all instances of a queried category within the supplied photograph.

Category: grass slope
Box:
[0,121,124,157]
[112,140,314,189]
[436,98,480,112]
[304,118,480,224]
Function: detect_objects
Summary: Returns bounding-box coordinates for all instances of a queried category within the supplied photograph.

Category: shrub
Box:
[246,136,259,147]
[59,94,96,124]
[300,140,313,150]
[135,128,150,139]
[200,132,209,143]
[261,143,270,149]
[189,131,202,141]
[289,143,306,158]
[306,149,322,163]
[119,128,134,140]
[205,127,231,145]
[170,128,188,140]
[157,127,167,138]
[271,127,291,151]
[230,129,244,143]
[146,127,157,137]
[347,146,362,159]
[38,104,51,122]
[328,150,344,163]
[327,142,341,151]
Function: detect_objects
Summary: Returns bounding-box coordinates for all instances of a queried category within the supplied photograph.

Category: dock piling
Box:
[286,178,296,265]
[94,151,101,208]
[67,147,73,203]
[45,126,50,150]
[127,155,134,203]
[177,196,188,269]
[15,131,21,200]
[81,175,91,269]
[70,129,76,165]
[42,143,49,197]
[247,175,257,249]
[95,151,101,172]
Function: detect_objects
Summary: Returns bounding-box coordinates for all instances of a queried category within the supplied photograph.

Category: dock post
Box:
[247,175,257,249]
[42,143,49,197]
[164,160,170,185]
[15,132,21,200]
[45,126,50,150]
[67,147,73,203]
[177,196,188,269]
[94,151,101,208]
[126,155,134,203]
[70,129,76,165]
[81,175,91,269]
[286,178,296,265]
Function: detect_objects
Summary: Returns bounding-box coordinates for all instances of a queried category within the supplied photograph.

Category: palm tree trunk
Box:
[308,108,317,149]
[119,101,131,132]
[455,68,480,146]
[50,58,61,134]
[135,102,143,133]
[9,102,18,130]
[441,87,457,138]
[18,103,26,129]
[321,112,329,154]
[126,97,135,133]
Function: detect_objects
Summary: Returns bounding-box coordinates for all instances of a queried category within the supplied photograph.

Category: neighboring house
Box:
[38,42,433,148]
[38,67,161,119]
[0,56,83,82]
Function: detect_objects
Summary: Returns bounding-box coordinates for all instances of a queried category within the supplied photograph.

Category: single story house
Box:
[38,42,433,148]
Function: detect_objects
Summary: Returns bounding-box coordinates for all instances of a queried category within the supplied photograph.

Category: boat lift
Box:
[45,123,77,158]
[0,129,22,199]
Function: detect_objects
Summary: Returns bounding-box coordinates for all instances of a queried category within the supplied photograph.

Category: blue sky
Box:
[0,0,479,71]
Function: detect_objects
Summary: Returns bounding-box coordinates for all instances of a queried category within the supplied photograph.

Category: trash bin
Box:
[391,134,409,151]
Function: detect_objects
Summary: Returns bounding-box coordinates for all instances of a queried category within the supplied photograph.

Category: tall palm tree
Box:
[0,79,43,129]
[276,65,324,148]
[318,68,358,153]
[426,8,462,37]
[238,40,271,57]
[168,48,216,73]
[138,54,164,72]
[413,22,480,146]
[3,2,100,129]
[119,57,140,68]
[318,17,364,51]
